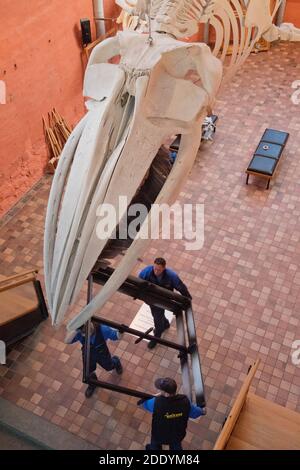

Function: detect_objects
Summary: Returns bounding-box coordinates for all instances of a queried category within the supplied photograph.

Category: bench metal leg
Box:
[246,174,249,185]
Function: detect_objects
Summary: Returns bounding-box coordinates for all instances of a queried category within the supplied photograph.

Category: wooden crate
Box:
[0,270,48,346]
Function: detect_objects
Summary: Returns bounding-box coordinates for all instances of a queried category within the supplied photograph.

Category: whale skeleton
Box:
[44,0,300,331]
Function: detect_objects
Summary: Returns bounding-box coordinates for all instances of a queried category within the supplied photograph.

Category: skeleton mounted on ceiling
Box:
[44,0,300,331]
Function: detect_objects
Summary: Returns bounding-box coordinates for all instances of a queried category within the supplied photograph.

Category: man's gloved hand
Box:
[137,398,146,406]
[64,329,78,344]
[117,324,126,339]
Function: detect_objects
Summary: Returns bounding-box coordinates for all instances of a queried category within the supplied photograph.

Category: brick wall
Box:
[0,0,94,216]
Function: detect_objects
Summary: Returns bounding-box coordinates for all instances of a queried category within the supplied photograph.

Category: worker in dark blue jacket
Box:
[65,321,123,398]
[139,257,192,349]
[139,377,205,450]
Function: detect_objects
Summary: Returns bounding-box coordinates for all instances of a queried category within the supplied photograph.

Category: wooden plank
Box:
[247,393,300,426]
[225,436,258,451]
[231,394,300,450]
[0,287,39,326]
[0,270,38,293]
[213,359,260,450]
[232,410,300,450]
[84,27,117,59]
[239,409,300,439]
[245,393,300,430]
[234,411,300,449]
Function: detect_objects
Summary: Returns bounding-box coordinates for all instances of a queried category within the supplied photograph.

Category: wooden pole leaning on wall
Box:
[84,26,118,60]
[43,109,72,173]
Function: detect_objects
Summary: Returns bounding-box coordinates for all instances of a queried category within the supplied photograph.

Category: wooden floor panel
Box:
[226,393,300,450]
[0,283,39,325]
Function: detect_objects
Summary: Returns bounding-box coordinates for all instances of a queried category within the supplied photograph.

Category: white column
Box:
[203,21,210,44]
[276,0,287,26]
[93,0,105,38]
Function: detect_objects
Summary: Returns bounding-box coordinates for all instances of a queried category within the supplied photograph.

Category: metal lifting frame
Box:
[82,265,206,407]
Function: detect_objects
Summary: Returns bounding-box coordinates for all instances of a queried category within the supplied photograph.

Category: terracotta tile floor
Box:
[1,42,300,450]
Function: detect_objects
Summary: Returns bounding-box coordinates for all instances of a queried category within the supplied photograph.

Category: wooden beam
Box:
[213,358,260,450]
[0,270,38,293]
[84,27,117,59]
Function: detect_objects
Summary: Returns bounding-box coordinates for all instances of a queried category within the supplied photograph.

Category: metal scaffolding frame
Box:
[82,265,206,407]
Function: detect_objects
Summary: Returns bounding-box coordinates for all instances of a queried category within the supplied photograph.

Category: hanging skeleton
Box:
[44,0,300,331]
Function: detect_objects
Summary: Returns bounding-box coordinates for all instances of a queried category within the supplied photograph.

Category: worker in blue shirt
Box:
[169,150,177,164]
[139,377,205,450]
[65,321,123,398]
[139,257,192,349]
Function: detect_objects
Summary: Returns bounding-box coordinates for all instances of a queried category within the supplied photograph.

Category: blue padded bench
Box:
[246,129,289,189]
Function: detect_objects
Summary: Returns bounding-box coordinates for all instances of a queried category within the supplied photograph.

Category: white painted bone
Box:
[263,23,300,43]
[44,0,299,330]
[44,114,89,311]
[68,120,205,331]
[46,30,222,328]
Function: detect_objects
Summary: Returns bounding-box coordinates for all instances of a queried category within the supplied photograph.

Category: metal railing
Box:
[82,266,206,407]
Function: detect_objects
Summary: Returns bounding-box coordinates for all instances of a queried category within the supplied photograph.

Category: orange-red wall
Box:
[0,0,94,216]
[285,0,300,25]
[1,1,300,217]
[103,0,120,21]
